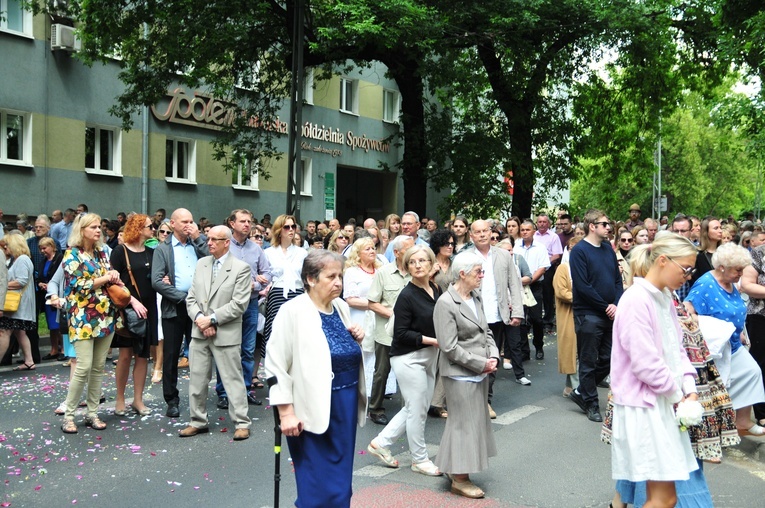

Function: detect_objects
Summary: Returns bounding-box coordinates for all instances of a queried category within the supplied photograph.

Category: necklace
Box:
[359,264,375,275]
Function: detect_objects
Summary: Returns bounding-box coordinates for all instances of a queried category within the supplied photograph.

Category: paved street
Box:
[2,334,764,507]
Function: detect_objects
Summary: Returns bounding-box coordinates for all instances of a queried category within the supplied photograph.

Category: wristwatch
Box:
[210,316,218,328]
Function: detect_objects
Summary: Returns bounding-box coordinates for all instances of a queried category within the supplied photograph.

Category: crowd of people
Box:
[1,202,765,506]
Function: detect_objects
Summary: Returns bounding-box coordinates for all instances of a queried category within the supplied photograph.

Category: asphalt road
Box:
[2,334,764,507]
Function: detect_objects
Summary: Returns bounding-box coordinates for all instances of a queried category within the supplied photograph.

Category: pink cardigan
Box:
[611,278,696,408]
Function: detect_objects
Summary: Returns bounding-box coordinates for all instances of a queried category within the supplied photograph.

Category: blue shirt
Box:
[229,236,271,298]
[50,221,72,250]
[686,271,747,353]
[171,234,199,293]
[384,235,427,263]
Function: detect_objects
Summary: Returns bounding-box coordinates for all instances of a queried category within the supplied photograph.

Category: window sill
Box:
[85,168,123,178]
[339,109,359,117]
[383,119,399,126]
[291,192,313,197]
[0,159,33,169]
[232,184,259,192]
[165,177,197,185]
[0,28,34,40]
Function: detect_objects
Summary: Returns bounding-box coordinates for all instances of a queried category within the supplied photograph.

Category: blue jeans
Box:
[216,298,259,397]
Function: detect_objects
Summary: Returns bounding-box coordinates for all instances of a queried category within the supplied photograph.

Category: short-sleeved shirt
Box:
[747,245,765,317]
[366,262,410,346]
[686,271,747,353]
[533,230,563,261]
[514,239,551,280]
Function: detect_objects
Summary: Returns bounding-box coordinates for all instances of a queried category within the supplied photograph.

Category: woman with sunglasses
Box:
[327,230,350,254]
[610,233,702,508]
[616,231,634,289]
[263,215,307,358]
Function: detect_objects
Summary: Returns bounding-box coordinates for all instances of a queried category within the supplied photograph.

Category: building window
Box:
[340,78,358,114]
[0,110,31,166]
[383,89,400,123]
[303,67,314,105]
[1,0,32,36]
[232,156,259,190]
[165,138,196,183]
[291,157,312,196]
[85,126,121,175]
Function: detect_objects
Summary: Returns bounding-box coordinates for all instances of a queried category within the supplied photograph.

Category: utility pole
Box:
[285,0,305,223]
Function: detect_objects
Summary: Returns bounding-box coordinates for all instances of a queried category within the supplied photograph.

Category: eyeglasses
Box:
[282,224,297,230]
[408,258,431,266]
[620,238,634,243]
[144,224,156,230]
[490,236,500,241]
[253,235,263,240]
[158,229,171,235]
[446,241,455,246]
[667,257,696,278]
[209,237,228,242]
[594,221,611,228]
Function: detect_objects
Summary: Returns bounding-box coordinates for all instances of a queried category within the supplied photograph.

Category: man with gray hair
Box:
[643,218,659,243]
[384,211,427,262]
[366,234,415,424]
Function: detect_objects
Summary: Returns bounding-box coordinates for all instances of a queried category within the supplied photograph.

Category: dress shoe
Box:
[451,479,485,499]
[233,428,250,441]
[177,357,189,369]
[369,412,388,425]
[179,425,209,437]
[569,390,587,414]
[217,396,229,409]
[57,354,67,361]
[166,405,180,418]
[246,392,262,405]
[42,353,58,361]
[488,404,497,419]
[587,406,603,423]
[535,349,544,360]
[597,380,611,389]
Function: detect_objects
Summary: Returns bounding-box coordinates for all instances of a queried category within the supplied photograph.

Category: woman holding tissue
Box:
[610,234,701,508]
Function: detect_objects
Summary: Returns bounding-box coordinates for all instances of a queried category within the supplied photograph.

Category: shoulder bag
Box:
[98,249,131,308]
[2,284,26,313]
[115,246,148,337]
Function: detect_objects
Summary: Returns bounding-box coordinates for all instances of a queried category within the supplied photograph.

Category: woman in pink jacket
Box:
[610,234,700,508]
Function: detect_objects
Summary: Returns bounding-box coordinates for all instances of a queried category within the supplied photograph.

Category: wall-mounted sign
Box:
[152,88,392,155]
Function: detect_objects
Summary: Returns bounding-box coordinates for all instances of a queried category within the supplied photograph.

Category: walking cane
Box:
[266,376,281,508]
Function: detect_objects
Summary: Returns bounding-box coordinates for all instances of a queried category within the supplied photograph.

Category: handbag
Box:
[522,285,537,307]
[2,279,28,313]
[98,248,132,308]
[114,245,148,337]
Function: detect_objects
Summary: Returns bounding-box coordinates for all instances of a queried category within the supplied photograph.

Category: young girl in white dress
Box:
[610,233,700,508]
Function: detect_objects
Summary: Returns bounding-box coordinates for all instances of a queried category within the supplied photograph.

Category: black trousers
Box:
[369,342,391,414]
[161,302,193,406]
[521,282,544,352]
[574,313,612,407]
[542,266,557,328]
[746,314,765,422]
[487,321,526,403]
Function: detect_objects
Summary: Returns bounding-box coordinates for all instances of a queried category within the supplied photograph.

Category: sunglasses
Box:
[282,224,297,230]
[253,235,263,240]
[594,221,611,228]
[158,229,171,235]
[491,236,500,241]
[620,238,634,243]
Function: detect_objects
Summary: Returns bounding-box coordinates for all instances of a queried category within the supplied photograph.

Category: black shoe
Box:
[535,349,544,360]
[166,405,180,418]
[42,353,58,361]
[246,392,262,406]
[521,355,531,363]
[569,390,587,414]
[57,354,67,361]
[587,406,603,422]
[217,396,229,409]
[597,380,611,389]
[369,412,388,425]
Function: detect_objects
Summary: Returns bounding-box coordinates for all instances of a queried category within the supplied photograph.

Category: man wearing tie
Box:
[180,226,252,441]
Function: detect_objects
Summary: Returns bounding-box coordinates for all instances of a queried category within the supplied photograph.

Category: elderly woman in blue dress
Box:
[265,250,366,507]
[685,242,765,437]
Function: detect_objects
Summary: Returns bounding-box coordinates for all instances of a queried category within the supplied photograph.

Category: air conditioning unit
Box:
[51,24,81,52]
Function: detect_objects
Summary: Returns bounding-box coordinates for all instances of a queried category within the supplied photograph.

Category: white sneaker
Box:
[502,360,512,370]
[515,377,531,386]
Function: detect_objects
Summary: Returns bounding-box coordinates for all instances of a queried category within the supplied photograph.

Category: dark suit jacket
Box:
[434,284,500,377]
[151,234,209,318]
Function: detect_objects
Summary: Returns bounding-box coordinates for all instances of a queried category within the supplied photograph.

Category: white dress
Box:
[611,287,699,482]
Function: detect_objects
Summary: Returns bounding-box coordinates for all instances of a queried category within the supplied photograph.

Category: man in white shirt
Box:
[515,221,550,360]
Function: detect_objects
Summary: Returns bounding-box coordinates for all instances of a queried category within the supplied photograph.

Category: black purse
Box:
[115,246,148,338]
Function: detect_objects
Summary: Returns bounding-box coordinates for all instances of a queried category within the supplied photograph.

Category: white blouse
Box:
[265,244,307,298]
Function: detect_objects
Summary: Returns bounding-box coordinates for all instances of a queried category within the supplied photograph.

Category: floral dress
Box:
[62,247,116,341]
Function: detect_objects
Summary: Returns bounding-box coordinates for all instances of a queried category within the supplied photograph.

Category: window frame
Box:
[232,155,260,191]
[383,89,400,123]
[291,156,313,196]
[0,109,32,167]
[339,77,358,115]
[0,0,33,38]
[164,137,197,184]
[84,125,122,177]
[303,67,314,105]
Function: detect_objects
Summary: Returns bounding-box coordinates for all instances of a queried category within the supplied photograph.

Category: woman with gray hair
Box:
[686,242,765,437]
[432,251,499,498]
[266,250,366,507]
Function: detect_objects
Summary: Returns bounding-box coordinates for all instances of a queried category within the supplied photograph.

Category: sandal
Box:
[54,402,67,415]
[84,416,107,430]
[253,377,265,389]
[367,441,399,468]
[411,459,442,476]
[738,423,765,437]
[61,419,78,434]
[13,362,35,371]
[151,369,163,384]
